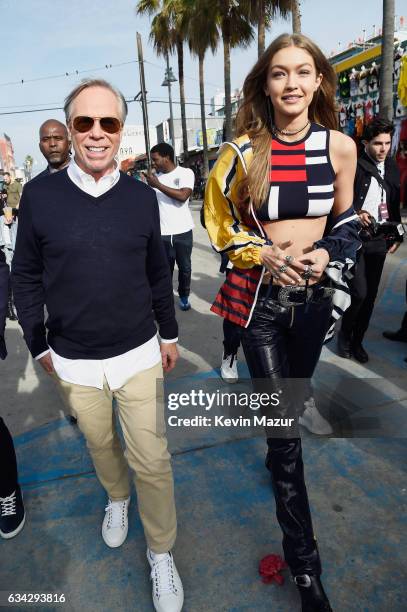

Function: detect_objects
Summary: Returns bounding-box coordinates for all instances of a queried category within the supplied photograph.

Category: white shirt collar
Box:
[67,158,120,197]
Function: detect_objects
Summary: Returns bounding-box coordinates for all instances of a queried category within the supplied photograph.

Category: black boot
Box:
[294,574,332,612]
[337,330,351,358]
[382,329,407,343]
[383,310,407,342]
[6,288,17,321]
[6,298,17,321]
[351,341,369,363]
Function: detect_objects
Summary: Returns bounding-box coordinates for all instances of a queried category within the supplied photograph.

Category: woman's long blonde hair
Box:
[235,33,338,209]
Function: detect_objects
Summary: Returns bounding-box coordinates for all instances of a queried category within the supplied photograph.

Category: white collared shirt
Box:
[361,154,385,223]
[35,158,177,390]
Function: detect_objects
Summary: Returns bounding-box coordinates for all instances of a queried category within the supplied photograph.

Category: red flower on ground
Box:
[259,554,288,585]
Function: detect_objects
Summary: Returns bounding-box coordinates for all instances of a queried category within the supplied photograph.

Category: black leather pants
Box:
[241,286,333,575]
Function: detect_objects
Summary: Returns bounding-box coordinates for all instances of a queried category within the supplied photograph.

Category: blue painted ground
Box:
[1,260,406,611]
[1,413,405,612]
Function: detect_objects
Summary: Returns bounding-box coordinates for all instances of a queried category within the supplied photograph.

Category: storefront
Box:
[330,30,407,152]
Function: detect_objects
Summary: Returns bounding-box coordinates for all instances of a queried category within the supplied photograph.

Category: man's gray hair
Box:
[63,79,128,123]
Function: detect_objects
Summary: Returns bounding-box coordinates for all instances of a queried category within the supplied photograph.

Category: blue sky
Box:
[1,0,405,170]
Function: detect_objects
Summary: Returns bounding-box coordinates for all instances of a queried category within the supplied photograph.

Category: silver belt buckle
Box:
[323,287,335,299]
[278,286,307,307]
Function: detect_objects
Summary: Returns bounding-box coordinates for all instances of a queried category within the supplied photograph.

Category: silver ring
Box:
[302,265,314,280]
[272,272,280,280]
[284,255,294,264]
[279,263,288,274]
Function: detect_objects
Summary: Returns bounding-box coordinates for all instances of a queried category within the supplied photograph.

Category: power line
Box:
[0,95,204,110]
[0,61,138,87]
[0,58,223,91]
[0,98,215,116]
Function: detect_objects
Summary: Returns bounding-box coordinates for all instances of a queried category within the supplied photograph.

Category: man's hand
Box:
[144,171,161,189]
[38,351,55,374]
[160,342,179,373]
[388,242,401,254]
[358,210,372,227]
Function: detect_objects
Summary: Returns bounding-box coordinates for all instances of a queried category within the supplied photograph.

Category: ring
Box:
[279,263,288,274]
[302,265,314,280]
[284,255,294,264]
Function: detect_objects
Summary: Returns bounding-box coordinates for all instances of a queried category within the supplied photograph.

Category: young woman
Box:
[204,33,360,611]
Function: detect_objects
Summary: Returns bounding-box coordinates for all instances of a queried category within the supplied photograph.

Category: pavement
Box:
[1,204,406,612]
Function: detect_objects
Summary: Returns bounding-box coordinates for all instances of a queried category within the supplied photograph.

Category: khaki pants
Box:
[55,362,176,553]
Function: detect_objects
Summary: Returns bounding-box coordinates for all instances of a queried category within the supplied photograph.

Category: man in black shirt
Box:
[338,118,403,363]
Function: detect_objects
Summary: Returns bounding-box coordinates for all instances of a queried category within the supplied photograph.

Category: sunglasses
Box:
[71,116,122,134]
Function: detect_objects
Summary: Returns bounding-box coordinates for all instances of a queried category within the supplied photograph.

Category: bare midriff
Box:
[261,216,328,286]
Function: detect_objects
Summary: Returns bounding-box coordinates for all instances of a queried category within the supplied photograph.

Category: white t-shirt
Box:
[155,166,195,235]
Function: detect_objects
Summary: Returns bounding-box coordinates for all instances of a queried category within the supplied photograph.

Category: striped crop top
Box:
[256,122,336,222]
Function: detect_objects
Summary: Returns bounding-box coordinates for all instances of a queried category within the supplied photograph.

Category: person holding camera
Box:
[338,118,404,363]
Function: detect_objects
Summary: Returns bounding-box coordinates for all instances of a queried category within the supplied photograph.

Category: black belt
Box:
[258,282,334,307]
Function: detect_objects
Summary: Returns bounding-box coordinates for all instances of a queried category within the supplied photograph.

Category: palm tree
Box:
[136,0,190,160]
[247,0,291,57]
[24,155,33,181]
[187,0,219,178]
[291,0,301,33]
[205,1,254,142]
[379,0,395,120]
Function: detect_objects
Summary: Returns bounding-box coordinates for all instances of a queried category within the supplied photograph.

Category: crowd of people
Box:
[0,30,405,612]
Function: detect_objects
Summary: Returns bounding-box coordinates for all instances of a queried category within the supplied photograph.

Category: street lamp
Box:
[161,54,177,151]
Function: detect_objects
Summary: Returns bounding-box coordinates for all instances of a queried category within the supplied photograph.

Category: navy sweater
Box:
[12,170,178,359]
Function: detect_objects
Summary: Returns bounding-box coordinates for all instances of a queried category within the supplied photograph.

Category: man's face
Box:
[39,123,70,167]
[3,174,11,185]
[151,152,168,173]
[69,86,123,179]
[364,132,392,163]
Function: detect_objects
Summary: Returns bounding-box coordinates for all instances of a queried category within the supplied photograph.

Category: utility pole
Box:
[137,32,151,169]
[379,0,395,120]
[162,53,177,151]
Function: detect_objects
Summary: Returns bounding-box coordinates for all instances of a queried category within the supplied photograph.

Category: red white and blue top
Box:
[257,123,335,221]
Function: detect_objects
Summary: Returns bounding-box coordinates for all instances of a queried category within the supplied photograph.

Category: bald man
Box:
[34,119,71,179]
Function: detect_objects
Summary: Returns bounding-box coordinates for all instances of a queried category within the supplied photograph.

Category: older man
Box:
[12,79,183,612]
[34,119,71,179]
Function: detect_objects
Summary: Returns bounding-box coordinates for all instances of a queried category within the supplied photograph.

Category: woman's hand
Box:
[358,210,372,227]
[260,241,306,285]
[294,248,330,284]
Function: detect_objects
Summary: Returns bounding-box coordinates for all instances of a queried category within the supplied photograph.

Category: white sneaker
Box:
[147,549,184,612]
[299,397,333,435]
[101,497,130,548]
[220,353,238,383]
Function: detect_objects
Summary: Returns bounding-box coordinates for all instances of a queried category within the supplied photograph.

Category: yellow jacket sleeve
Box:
[398,56,407,107]
[204,142,266,269]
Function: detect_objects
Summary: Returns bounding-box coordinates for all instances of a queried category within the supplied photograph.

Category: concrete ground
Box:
[1,205,406,611]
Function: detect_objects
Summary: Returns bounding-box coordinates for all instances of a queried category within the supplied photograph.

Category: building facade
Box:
[118,124,157,167]
[156,116,225,160]
[0,134,16,176]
